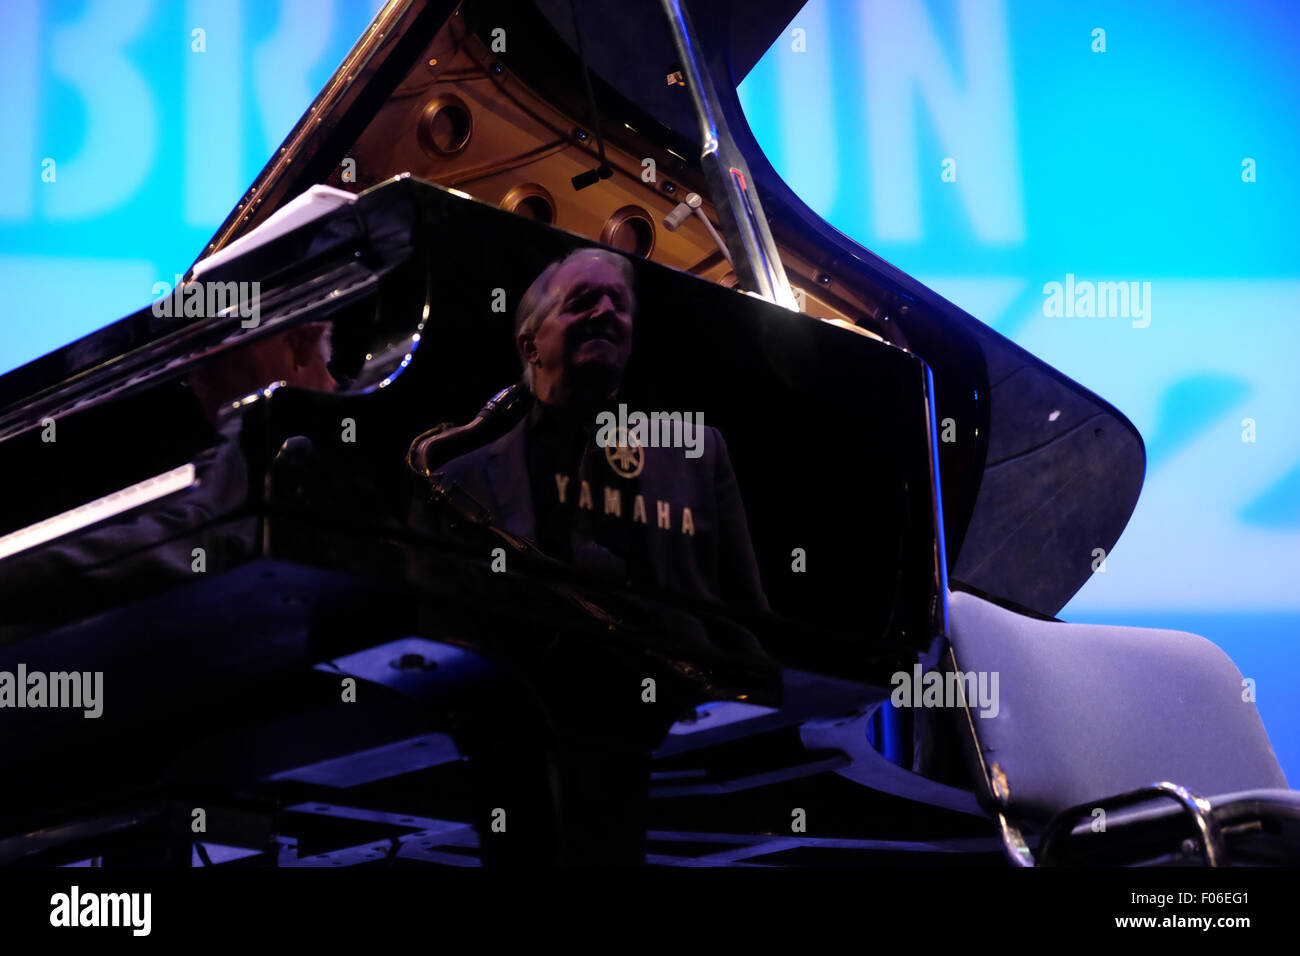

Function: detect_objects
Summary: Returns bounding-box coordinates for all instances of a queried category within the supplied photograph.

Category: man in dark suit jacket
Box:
[435,246,767,615]
[425,247,769,865]
[437,410,768,613]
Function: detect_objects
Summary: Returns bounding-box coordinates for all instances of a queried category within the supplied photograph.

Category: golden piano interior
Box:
[202,2,893,345]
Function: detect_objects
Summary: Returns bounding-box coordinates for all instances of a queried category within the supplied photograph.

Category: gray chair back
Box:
[946,590,1288,825]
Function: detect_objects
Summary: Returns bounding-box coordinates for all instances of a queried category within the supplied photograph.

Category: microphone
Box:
[266,435,314,500]
[663,192,701,231]
[663,192,732,266]
[571,164,613,191]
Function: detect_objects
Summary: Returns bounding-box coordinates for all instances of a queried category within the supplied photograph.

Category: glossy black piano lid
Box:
[238,178,947,661]
[173,0,1143,618]
[0,179,939,677]
[0,191,413,546]
[0,0,1144,626]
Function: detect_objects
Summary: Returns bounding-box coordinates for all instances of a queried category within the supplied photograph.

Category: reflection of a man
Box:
[189,321,336,423]
[436,248,768,614]
[0,322,337,636]
[427,249,771,866]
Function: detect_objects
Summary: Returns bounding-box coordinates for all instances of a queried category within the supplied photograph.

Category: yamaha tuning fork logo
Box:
[594,404,705,465]
[603,427,645,478]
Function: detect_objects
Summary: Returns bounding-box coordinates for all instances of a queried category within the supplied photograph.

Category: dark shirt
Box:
[524,400,651,585]
[435,400,769,617]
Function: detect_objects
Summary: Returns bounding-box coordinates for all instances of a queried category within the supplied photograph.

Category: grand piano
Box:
[0,0,1294,867]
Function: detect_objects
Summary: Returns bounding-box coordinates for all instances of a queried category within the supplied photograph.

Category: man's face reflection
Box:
[524,256,633,406]
[189,322,336,422]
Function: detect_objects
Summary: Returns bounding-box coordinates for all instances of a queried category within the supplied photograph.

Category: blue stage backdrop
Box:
[739,0,1300,780]
[1,1,1297,778]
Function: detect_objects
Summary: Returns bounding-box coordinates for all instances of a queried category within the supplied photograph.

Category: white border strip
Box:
[0,463,197,562]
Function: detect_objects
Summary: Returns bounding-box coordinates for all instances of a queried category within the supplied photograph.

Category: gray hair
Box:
[515,248,635,389]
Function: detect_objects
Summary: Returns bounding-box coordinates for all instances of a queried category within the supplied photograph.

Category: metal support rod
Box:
[659,0,798,310]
